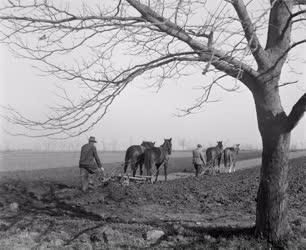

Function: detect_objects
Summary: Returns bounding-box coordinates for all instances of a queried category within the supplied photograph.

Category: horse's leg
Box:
[154,165,160,183]
[123,161,128,174]
[212,158,216,174]
[139,163,143,176]
[230,155,235,173]
[164,162,168,181]
[217,154,222,173]
[147,160,153,177]
[132,163,137,177]
[216,158,220,173]
[214,157,218,174]
[146,164,150,176]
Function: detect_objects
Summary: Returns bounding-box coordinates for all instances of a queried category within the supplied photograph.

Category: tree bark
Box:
[255,130,291,244]
[253,81,292,246]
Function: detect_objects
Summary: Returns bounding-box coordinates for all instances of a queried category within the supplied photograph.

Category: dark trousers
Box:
[194,164,202,177]
[79,165,103,192]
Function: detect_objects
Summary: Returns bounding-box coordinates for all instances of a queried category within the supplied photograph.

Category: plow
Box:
[111,174,153,185]
[97,161,155,186]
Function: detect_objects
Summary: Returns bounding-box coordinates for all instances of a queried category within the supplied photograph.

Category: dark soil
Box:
[0,157,305,249]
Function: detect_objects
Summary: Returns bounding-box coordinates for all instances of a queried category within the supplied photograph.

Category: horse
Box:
[144,138,172,183]
[224,144,240,173]
[123,141,155,177]
[206,141,223,173]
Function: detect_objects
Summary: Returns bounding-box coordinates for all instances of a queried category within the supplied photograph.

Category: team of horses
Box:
[123,139,239,183]
[206,142,240,173]
[124,139,172,183]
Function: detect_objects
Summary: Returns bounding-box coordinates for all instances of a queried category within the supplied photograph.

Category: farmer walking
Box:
[192,144,206,177]
[79,136,104,192]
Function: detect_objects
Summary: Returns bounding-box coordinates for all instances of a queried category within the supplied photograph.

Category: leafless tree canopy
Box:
[0,0,305,138]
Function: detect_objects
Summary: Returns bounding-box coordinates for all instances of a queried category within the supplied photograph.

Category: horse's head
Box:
[234,144,240,153]
[163,138,172,155]
[217,141,223,150]
[141,141,155,148]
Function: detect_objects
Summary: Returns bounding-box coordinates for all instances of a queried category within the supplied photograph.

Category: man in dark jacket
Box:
[79,136,104,191]
[192,144,206,177]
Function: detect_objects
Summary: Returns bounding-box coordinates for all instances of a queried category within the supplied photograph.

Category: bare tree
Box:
[0,0,306,245]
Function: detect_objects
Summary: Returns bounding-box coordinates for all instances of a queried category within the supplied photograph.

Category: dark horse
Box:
[124,141,155,176]
[224,144,240,173]
[144,138,172,183]
[206,141,223,171]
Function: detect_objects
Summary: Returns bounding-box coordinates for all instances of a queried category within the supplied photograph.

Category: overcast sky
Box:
[1,44,305,151]
[0,1,305,151]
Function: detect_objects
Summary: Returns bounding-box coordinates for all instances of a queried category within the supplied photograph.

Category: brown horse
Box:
[124,141,155,176]
[144,138,172,183]
[206,141,223,172]
[224,144,240,173]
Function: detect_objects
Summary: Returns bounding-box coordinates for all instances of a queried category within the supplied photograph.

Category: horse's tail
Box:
[124,145,137,173]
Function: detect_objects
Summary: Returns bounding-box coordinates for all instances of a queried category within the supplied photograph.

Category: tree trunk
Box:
[253,83,292,246]
[255,130,291,244]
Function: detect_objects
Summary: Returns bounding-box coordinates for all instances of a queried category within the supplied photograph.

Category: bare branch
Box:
[126,0,258,85]
[174,0,183,24]
[280,10,306,40]
[177,73,229,116]
[0,0,304,137]
[231,0,269,68]
[285,93,306,132]
[265,0,293,53]
[294,0,306,5]
[1,50,200,137]
[260,39,306,76]
[278,80,298,88]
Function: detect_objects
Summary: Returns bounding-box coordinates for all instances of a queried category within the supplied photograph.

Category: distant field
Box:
[0,150,264,186]
[0,150,262,172]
